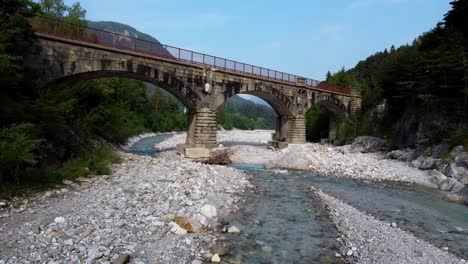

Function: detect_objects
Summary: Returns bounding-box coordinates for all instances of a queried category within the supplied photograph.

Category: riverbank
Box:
[0,152,253,263]
[313,187,464,263]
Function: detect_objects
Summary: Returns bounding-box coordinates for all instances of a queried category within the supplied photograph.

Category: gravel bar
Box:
[312,187,465,264]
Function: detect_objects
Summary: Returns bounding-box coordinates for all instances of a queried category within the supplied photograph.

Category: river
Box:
[128,135,468,262]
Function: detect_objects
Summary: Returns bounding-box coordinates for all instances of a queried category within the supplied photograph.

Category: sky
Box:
[64,0,452,81]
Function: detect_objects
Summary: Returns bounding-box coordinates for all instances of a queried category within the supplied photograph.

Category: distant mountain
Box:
[237,94,270,106]
[87,20,171,56]
[88,21,160,43]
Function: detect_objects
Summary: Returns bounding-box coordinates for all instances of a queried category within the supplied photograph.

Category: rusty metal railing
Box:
[29,15,353,96]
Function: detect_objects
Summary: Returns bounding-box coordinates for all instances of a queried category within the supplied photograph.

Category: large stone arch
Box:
[44,70,200,112]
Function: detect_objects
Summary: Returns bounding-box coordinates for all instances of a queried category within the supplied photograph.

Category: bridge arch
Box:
[315,94,349,118]
[305,93,350,142]
[45,70,200,112]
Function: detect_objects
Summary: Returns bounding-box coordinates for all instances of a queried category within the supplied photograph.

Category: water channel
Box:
[128,135,468,262]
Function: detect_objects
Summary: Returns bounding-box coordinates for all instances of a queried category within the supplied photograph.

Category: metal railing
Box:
[29,15,352,95]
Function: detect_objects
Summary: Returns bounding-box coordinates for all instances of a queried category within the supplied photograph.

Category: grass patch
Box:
[0,145,121,200]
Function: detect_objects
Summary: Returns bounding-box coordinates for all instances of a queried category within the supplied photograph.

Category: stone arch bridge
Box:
[26,16,361,157]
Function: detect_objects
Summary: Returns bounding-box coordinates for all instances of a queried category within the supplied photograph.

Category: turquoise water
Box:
[227,164,468,261]
[223,164,340,264]
[126,134,173,156]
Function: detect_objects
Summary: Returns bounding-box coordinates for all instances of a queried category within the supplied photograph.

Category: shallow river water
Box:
[128,136,468,261]
[227,164,468,261]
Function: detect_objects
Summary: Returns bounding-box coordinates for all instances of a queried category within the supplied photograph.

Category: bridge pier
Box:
[272,115,306,148]
[177,107,217,158]
[289,115,306,144]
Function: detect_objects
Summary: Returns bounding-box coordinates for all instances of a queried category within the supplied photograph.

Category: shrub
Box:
[0,124,43,183]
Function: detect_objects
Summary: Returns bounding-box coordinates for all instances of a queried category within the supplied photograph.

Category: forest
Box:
[308,0,467,148]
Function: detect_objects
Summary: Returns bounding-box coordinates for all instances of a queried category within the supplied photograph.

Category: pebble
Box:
[200,204,217,218]
[54,217,65,224]
[0,201,7,207]
[391,222,397,228]
[31,226,41,234]
[211,254,221,263]
[227,226,240,234]
[114,254,131,264]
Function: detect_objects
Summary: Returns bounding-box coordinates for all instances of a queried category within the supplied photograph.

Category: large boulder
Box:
[445,163,468,185]
[387,148,417,162]
[430,169,464,191]
[451,146,468,167]
[349,136,387,153]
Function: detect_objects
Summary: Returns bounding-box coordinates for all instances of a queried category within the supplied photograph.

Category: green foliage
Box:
[0,1,189,198]
[445,129,468,149]
[0,124,42,182]
[50,145,121,181]
[38,0,86,25]
[305,105,329,142]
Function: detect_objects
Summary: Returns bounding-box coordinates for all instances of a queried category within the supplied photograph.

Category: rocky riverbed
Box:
[0,152,253,263]
[1,130,466,264]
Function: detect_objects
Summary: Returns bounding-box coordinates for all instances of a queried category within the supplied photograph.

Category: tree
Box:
[38,0,86,24]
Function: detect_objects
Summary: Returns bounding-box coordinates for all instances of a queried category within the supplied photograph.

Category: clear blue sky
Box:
[64,0,452,80]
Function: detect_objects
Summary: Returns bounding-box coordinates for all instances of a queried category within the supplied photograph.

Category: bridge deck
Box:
[30,15,353,96]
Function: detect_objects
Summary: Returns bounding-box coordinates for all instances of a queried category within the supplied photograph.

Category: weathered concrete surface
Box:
[26,35,361,155]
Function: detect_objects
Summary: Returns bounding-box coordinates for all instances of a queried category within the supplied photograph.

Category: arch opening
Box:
[306,100,347,143]
[215,94,279,146]
[44,74,190,145]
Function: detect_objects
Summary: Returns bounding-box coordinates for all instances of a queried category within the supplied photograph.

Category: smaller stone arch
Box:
[315,94,348,119]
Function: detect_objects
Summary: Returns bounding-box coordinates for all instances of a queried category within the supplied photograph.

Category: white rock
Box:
[211,254,221,262]
[200,204,217,218]
[228,225,240,234]
[391,222,397,228]
[63,239,74,246]
[54,217,66,224]
[193,213,209,227]
[62,180,73,185]
[0,201,7,207]
[170,222,188,235]
[346,250,353,256]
